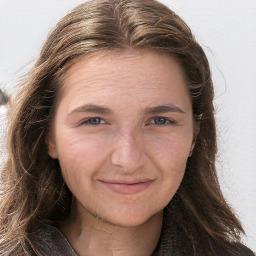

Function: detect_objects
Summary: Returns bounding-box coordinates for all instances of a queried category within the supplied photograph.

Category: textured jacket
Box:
[29,210,255,256]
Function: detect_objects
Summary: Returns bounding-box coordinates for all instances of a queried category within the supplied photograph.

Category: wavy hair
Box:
[0,0,244,255]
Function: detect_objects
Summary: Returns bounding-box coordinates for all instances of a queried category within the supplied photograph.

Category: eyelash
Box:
[81,117,105,125]
[80,116,176,126]
[149,117,176,126]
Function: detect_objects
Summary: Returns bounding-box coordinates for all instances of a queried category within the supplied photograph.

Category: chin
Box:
[97,208,162,228]
[77,196,165,228]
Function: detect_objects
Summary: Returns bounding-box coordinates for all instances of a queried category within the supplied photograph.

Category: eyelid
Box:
[76,116,178,126]
[79,117,106,125]
[148,116,177,125]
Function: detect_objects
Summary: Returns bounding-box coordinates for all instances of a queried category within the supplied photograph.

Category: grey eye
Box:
[153,117,168,125]
[86,117,102,125]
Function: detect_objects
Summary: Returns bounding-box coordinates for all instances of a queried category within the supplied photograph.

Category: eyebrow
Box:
[143,105,185,115]
[68,104,112,116]
[68,104,185,117]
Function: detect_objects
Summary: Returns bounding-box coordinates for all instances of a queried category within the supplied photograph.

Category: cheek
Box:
[56,129,106,157]
[55,131,109,182]
[146,133,190,191]
[146,131,192,165]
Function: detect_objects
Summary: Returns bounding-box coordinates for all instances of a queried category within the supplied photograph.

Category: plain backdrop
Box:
[0,0,255,251]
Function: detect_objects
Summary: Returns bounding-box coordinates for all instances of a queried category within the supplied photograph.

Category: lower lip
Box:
[101,181,153,195]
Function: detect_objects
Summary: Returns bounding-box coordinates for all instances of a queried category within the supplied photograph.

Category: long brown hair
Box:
[0,0,245,255]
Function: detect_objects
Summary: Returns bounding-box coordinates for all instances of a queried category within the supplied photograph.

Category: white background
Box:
[0,0,255,252]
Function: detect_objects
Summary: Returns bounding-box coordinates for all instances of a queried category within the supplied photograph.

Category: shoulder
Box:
[29,223,78,256]
[156,210,255,256]
[197,242,255,256]
[223,243,255,256]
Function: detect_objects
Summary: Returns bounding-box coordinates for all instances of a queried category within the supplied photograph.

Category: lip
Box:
[99,180,154,195]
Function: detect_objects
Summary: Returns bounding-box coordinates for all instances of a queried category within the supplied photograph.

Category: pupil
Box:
[90,118,100,124]
[155,117,166,125]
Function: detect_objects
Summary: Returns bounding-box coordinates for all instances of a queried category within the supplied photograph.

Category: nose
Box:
[111,128,147,172]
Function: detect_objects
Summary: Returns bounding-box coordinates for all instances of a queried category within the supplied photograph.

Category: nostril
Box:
[110,128,147,171]
[111,142,146,171]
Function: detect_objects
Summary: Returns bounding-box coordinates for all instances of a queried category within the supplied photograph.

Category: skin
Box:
[48,49,196,256]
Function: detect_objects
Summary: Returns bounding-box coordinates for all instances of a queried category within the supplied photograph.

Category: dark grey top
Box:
[30,224,78,256]
[30,223,162,255]
[30,222,255,256]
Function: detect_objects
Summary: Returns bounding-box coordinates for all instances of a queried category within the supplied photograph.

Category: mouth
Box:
[99,179,154,195]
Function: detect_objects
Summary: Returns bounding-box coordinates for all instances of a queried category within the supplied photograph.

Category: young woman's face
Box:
[48,50,195,227]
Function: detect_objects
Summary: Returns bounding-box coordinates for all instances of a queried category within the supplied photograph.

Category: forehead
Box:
[63,50,186,91]
[59,49,191,112]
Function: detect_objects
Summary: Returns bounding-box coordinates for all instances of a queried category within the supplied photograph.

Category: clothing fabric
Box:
[30,224,78,256]
[30,216,255,256]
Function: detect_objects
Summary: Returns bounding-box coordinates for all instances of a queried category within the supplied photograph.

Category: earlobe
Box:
[188,140,196,157]
[193,121,200,140]
[46,133,58,159]
[189,122,200,157]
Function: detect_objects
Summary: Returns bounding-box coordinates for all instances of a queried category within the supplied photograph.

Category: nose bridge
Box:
[111,126,146,171]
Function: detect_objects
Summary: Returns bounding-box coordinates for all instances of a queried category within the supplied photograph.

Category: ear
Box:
[46,131,58,159]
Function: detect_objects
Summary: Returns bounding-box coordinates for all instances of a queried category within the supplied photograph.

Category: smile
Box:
[99,180,154,195]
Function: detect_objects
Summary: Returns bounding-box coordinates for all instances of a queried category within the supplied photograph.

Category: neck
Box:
[60,204,163,256]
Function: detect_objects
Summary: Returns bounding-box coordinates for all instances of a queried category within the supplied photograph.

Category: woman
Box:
[0,0,254,255]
